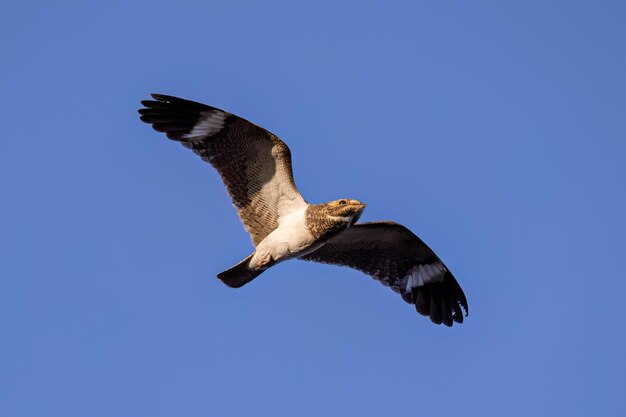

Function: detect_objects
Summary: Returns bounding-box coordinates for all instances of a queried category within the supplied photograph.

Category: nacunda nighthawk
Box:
[139,94,468,326]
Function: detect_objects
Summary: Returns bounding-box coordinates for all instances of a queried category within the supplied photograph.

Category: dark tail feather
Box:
[217,254,264,288]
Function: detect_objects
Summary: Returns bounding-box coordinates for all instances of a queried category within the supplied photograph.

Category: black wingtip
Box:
[151,93,173,102]
[414,286,430,316]
[138,93,224,141]
[410,269,468,327]
[140,99,162,108]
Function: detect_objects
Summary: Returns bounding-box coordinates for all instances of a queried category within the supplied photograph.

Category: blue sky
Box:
[1,1,625,416]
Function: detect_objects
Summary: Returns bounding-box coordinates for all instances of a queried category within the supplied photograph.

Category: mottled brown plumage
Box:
[138,93,469,327]
[139,94,305,246]
[304,199,364,240]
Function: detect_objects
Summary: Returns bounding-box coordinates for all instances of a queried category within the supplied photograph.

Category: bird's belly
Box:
[255,220,317,264]
[266,229,316,260]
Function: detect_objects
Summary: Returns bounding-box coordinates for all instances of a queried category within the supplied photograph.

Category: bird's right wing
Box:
[300,221,468,326]
[139,94,307,246]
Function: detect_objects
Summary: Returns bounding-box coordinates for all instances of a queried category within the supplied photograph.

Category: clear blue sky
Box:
[1,1,625,416]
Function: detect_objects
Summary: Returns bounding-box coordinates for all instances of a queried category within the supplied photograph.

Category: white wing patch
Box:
[405,262,446,293]
[183,109,229,139]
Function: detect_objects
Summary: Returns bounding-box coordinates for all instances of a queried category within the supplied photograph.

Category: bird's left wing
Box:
[300,221,468,326]
[139,94,307,246]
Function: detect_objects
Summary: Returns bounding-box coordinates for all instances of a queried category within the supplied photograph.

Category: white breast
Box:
[254,205,319,264]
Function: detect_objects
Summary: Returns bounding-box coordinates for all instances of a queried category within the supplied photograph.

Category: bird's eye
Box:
[338,200,347,205]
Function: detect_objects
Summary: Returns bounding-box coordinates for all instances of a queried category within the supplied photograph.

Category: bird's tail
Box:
[217,253,264,288]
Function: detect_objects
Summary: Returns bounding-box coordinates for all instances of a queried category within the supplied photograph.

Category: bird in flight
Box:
[139,94,468,326]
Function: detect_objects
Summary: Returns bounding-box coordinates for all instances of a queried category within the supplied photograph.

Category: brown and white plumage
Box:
[139,94,469,327]
[139,94,306,246]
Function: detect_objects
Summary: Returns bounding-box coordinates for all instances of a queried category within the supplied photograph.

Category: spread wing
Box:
[139,94,307,246]
[300,221,468,327]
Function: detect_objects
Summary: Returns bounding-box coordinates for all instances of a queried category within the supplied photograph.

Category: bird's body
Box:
[139,94,469,326]
[252,200,363,267]
[252,205,317,268]
[222,199,366,286]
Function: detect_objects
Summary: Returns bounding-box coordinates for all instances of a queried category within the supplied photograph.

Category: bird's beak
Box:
[350,203,365,225]
[351,201,366,216]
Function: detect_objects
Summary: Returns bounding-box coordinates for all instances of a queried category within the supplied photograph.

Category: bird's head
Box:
[304,199,366,240]
[325,199,366,226]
